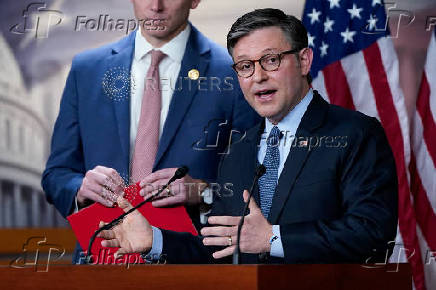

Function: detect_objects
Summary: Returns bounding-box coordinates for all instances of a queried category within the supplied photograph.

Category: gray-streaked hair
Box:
[227,8,312,84]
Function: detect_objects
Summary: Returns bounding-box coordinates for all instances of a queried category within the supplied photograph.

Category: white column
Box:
[3,184,12,227]
[31,189,39,227]
[39,194,48,227]
[13,183,25,227]
[46,202,54,227]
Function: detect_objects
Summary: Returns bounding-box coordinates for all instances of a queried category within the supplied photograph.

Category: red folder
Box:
[67,182,197,264]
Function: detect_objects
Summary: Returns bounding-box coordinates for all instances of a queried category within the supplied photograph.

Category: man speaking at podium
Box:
[98,9,398,264]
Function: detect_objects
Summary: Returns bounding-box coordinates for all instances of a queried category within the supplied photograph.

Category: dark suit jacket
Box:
[41,24,260,262]
[160,91,398,264]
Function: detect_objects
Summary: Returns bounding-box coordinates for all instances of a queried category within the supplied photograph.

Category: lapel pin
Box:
[188,69,200,80]
[299,140,308,147]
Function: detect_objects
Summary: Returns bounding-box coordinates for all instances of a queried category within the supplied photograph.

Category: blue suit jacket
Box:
[42,25,260,219]
[159,91,398,264]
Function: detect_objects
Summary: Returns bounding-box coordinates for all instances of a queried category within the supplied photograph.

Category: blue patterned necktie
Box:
[258,125,280,218]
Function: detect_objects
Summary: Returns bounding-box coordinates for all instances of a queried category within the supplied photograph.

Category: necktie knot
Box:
[150,49,166,68]
[267,126,281,147]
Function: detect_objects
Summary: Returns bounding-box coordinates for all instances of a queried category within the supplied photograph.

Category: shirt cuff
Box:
[270,225,284,258]
[143,226,163,262]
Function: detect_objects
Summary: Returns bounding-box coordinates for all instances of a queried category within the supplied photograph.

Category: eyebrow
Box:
[234,48,281,62]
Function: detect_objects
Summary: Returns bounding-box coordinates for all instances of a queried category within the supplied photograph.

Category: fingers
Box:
[151,195,182,207]
[98,221,118,247]
[77,166,125,207]
[79,188,114,207]
[139,181,173,197]
[117,196,135,213]
[94,166,125,195]
[97,221,116,239]
[98,229,116,240]
[207,215,241,226]
[203,236,237,247]
[140,168,177,187]
[212,246,236,259]
[200,225,236,237]
[243,190,250,203]
[101,239,120,248]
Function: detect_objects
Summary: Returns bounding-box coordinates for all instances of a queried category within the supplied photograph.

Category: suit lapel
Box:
[154,25,210,169]
[105,33,135,177]
[268,91,329,223]
[242,122,264,205]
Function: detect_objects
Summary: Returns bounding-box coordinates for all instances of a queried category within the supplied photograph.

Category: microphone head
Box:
[174,166,189,179]
[256,164,266,177]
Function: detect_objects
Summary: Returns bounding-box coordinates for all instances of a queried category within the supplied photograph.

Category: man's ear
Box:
[299,47,313,78]
[191,0,201,9]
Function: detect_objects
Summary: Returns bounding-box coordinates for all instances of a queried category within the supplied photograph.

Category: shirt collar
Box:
[264,88,314,137]
[134,24,191,63]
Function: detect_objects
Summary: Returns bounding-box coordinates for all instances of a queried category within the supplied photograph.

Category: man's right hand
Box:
[98,196,153,255]
[77,166,125,208]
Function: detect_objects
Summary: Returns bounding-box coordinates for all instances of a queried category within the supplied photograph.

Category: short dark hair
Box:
[227,8,312,84]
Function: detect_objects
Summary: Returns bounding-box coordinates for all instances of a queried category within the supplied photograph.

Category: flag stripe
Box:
[412,112,436,212]
[423,33,436,122]
[362,43,426,290]
[409,153,436,251]
[340,51,380,119]
[416,72,436,167]
[311,70,329,102]
[377,38,411,173]
[322,61,356,110]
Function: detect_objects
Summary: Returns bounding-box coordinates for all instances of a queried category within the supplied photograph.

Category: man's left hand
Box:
[201,190,273,259]
[139,168,207,207]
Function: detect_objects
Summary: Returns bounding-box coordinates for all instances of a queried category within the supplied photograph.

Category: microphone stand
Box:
[232,165,266,265]
[85,166,188,264]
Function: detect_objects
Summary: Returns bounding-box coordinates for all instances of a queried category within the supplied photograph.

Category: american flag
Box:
[302,1,436,289]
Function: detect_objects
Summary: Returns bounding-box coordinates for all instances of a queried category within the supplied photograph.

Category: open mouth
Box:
[255,89,277,101]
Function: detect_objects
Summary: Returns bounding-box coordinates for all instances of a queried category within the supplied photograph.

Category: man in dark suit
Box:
[41,0,259,263]
[98,8,398,264]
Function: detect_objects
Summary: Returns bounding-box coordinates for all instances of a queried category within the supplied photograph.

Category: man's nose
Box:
[150,0,164,12]
[252,62,268,83]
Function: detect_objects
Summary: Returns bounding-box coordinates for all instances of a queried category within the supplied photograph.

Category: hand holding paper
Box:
[77,166,125,208]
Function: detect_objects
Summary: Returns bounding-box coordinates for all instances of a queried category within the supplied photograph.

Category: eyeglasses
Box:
[232,48,301,78]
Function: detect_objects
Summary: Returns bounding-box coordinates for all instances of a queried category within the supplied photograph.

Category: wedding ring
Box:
[227,236,232,246]
[165,187,172,195]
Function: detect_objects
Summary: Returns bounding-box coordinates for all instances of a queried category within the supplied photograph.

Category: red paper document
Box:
[67,182,197,264]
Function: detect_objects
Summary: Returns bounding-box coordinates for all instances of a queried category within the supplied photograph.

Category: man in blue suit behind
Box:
[41,0,259,262]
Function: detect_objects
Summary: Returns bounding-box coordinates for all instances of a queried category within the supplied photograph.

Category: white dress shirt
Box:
[257,89,313,258]
[129,25,191,162]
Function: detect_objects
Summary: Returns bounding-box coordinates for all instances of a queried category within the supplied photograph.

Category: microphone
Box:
[85,166,189,263]
[232,164,266,265]
[168,166,189,184]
